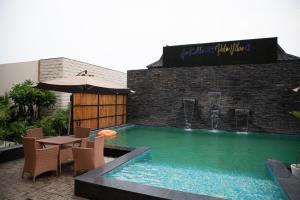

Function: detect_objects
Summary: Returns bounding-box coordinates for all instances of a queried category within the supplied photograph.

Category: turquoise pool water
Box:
[103,125,300,199]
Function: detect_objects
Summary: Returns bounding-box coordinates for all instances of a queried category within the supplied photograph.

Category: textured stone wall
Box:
[39,57,127,109]
[39,58,65,109]
[127,61,300,133]
[61,58,126,108]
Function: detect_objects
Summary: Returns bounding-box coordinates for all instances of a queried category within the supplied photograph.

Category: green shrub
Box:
[0,80,69,143]
[39,115,56,136]
[7,120,29,143]
[38,108,69,136]
[51,109,69,135]
[0,94,11,141]
[9,80,56,121]
[0,100,11,126]
[0,128,6,141]
[289,111,300,120]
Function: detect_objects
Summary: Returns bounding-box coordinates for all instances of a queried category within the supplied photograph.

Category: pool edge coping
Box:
[74,147,223,200]
[267,159,300,200]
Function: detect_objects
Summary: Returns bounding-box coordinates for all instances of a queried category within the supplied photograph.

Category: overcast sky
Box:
[0,0,299,72]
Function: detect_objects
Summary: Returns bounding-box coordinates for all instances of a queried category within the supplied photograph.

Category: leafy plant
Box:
[0,94,11,141]
[9,80,56,121]
[0,128,6,141]
[0,95,11,126]
[32,88,56,119]
[38,108,69,136]
[0,80,69,144]
[289,111,300,121]
[51,109,69,135]
[7,120,29,143]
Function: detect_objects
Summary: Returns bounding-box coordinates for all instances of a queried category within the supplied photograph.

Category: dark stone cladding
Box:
[127,61,300,133]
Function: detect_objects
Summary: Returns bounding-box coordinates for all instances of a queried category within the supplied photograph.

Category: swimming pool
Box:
[102,125,300,200]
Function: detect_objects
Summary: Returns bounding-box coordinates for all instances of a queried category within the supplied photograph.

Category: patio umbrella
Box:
[34,70,131,135]
[35,72,130,94]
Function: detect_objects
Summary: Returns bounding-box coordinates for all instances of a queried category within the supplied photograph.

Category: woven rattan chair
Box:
[22,137,59,182]
[58,145,73,174]
[74,127,91,147]
[59,127,91,169]
[74,127,91,138]
[72,136,104,176]
[26,128,45,148]
[26,128,44,139]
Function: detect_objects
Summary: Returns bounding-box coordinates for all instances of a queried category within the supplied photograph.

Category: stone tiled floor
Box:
[0,157,114,200]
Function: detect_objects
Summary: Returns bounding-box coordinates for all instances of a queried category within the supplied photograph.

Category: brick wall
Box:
[39,57,126,109]
[127,61,300,133]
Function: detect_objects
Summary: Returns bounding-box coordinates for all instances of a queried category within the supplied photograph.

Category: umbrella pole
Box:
[67,102,71,135]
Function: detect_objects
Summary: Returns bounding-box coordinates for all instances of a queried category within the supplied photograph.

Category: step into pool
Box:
[102,125,300,200]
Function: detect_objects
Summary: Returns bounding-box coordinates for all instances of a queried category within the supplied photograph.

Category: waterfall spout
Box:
[208,92,221,130]
[211,109,219,130]
[235,108,250,132]
[183,98,196,131]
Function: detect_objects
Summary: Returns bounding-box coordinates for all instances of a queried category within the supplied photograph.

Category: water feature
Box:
[211,109,219,130]
[183,98,196,131]
[235,108,250,132]
[208,92,221,130]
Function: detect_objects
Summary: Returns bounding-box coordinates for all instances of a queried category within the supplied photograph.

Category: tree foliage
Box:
[0,94,11,140]
[0,80,69,144]
[38,108,69,136]
[9,80,56,121]
[289,111,300,121]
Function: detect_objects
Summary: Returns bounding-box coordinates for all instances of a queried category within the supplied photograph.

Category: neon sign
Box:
[163,37,277,67]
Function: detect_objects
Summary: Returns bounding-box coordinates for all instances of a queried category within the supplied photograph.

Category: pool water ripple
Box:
[103,125,300,200]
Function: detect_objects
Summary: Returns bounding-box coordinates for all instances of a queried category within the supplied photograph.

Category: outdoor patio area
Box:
[0,157,114,200]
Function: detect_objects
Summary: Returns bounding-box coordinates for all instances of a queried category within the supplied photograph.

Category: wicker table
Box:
[37,136,82,174]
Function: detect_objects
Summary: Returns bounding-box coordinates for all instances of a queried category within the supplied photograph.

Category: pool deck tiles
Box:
[0,157,114,200]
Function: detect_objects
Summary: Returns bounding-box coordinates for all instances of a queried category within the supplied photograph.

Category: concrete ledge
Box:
[0,144,132,163]
[267,159,300,200]
[104,145,134,157]
[0,144,23,163]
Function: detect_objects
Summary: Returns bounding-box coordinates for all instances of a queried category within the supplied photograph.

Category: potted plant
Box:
[291,150,300,179]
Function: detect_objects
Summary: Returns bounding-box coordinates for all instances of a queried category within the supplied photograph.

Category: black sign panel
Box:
[163,37,278,67]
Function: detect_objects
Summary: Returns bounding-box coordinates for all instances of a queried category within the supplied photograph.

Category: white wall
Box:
[0,61,38,95]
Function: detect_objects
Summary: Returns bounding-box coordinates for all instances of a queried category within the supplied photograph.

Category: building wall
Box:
[39,58,65,109]
[127,61,300,133]
[0,61,38,95]
[39,57,127,109]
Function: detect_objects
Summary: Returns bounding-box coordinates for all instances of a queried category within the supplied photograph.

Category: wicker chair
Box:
[26,128,45,148]
[22,137,59,182]
[58,127,91,171]
[74,127,91,138]
[74,127,91,148]
[72,136,104,176]
[26,128,44,139]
